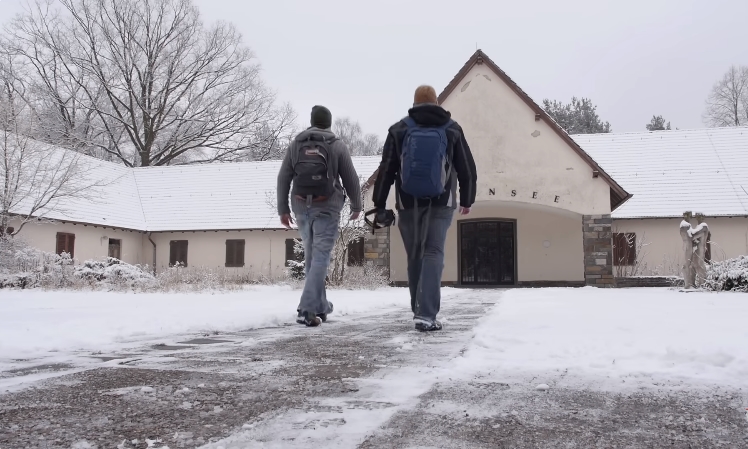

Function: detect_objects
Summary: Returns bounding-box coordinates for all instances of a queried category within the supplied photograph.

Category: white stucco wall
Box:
[146,229,300,278]
[439,63,612,216]
[389,201,584,284]
[612,217,748,276]
[10,219,145,265]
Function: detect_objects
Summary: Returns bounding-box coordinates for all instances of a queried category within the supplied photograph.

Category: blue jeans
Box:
[295,207,339,316]
[397,206,454,321]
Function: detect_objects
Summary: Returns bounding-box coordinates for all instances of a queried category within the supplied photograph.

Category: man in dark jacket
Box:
[371,85,477,331]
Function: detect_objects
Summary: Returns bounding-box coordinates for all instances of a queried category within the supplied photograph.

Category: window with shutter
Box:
[108,239,121,259]
[285,239,303,266]
[347,237,365,266]
[613,233,636,266]
[225,239,245,267]
[169,240,188,266]
[56,232,75,259]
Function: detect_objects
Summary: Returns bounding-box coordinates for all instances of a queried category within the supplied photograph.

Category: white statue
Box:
[680,213,709,289]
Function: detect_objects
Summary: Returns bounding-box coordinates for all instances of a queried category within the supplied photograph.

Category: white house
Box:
[7,50,748,286]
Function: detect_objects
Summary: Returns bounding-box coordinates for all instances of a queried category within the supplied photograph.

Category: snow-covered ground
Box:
[0,285,409,370]
[456,287,748,390]
[3,285,747,391]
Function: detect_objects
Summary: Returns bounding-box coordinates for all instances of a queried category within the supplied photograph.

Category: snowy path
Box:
[1,288,747,448]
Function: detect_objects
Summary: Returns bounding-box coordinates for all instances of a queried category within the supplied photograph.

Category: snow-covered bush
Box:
[0,238,76,288]
[74,257,156,289]
[702,256,748,292]
[287,238,305,280]
[340,262,388,290]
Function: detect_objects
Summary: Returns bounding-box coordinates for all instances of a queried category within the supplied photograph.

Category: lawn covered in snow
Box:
[0,286,409,367]
[457,287,748,390]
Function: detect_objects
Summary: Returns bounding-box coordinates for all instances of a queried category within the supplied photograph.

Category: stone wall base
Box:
[363,227,390,278]
[583,214,615,287]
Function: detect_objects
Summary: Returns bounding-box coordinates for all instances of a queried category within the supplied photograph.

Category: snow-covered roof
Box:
[133,157,381,231]
[574,127,748,218]
[13,145,381,231]
[19,127,748,229]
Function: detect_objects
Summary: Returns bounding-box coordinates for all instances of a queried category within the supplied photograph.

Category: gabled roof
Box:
[438,50,631,211]
[575,127,748,219]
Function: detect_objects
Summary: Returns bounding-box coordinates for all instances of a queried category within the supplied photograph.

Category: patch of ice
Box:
[72,441,94,449]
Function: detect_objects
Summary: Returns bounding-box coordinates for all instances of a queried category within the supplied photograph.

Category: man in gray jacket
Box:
[277,106,362,326]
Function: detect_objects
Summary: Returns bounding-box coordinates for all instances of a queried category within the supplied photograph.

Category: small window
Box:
[56,232,75,259]
[613,233,636,266]
[169,240,188,266]
[285,238,304,266]
[225,239,245,267]
[108,239,121,260]
[347,237,365,266]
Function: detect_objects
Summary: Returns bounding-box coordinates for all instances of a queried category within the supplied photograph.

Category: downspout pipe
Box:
[148,232,156,275]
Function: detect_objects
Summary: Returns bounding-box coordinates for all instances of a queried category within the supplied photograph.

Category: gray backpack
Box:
[292,133,336,200]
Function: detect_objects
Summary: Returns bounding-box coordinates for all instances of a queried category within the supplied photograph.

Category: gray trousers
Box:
[295,207,339,315]
[397,206,455,321]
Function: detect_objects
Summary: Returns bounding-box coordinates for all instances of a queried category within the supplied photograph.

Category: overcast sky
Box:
[2,0,747,137]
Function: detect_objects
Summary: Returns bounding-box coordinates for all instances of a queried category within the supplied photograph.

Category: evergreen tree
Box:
[646,115,671,131]
[542,97,612,135]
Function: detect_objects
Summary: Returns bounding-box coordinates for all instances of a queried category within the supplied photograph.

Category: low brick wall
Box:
[615,277,683,288]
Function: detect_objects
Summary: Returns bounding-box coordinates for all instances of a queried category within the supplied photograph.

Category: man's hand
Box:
[350,211,361,221]
[280,214,295,229]
[459,207,471,216]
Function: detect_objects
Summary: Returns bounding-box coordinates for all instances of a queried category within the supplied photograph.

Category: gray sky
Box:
[2,0,747,137]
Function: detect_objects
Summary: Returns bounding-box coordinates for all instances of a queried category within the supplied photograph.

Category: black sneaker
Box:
[414,318,442,332]
[319,302,334,323]
[297,311,321,327]
[296,302,333,323]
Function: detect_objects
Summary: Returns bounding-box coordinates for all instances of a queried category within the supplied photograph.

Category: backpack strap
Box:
[402,117,417,128]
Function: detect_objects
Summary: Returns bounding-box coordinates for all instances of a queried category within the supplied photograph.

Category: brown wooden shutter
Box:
[170,240,188,266]
[347,237,365,266]
[56,233,75,258]
[108,239,121,259]
[285,239,295,266]
[179,241,187,266]
[56,233,67,255]
[225,240,245,267]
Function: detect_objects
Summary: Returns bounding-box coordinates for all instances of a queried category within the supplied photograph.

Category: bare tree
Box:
[703,65,748,127]
[2,0,295,166]
[333,117,382,156]
[264,177,369,285]
[0,79,104,238]
[327,183,368,286]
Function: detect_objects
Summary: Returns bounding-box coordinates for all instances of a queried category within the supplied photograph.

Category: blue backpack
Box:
[400,117,454,198]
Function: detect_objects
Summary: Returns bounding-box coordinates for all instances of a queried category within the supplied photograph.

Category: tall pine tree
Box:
[542,97,611,134]
[646,115,671,131]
